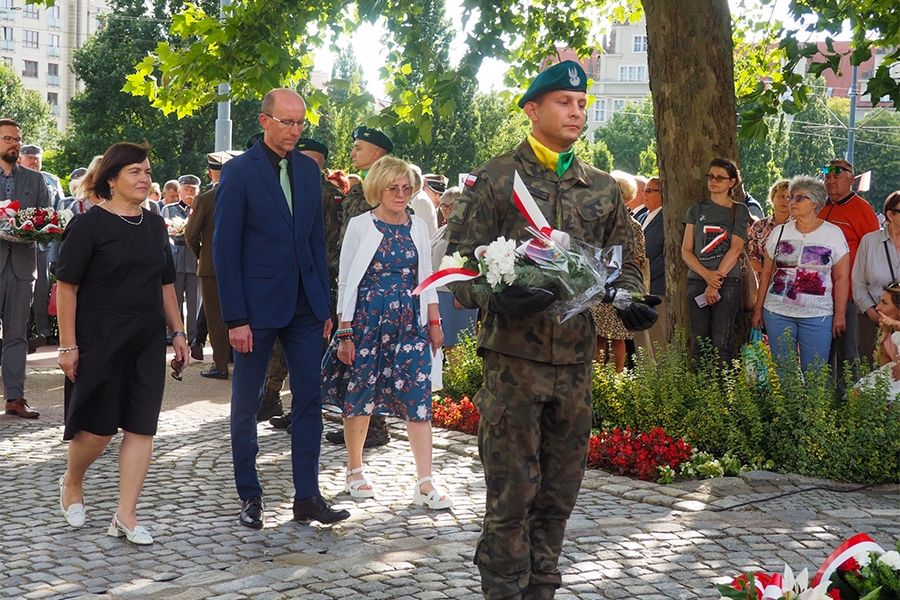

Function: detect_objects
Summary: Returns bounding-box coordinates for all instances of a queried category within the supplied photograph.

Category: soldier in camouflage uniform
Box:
[336,126,394,266]
[324,126,395,447]
[444,61,657,600]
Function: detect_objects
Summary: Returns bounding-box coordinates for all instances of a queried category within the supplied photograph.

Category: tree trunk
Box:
[643,0,739,346]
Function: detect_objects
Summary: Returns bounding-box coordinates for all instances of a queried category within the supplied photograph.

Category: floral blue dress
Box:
[322,218,433,421]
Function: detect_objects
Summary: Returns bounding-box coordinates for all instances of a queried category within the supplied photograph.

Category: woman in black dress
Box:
[56,142,189,545]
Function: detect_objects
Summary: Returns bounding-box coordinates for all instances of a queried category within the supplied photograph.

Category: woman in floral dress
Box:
[322,156,452,509]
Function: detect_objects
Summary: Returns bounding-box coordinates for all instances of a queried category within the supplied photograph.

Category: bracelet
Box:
[429,319,442,326]
[172,331,187,339]
[338,338,353,344]
[335,328,353,336]
[58,346,79,353]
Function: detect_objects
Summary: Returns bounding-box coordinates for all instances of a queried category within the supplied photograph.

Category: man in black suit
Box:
[0,119,51,418]
[641,177,666,350]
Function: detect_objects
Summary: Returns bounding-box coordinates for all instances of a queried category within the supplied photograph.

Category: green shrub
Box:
[440,330,483,401]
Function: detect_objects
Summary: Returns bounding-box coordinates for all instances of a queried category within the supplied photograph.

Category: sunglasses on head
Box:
[822,165,851,175]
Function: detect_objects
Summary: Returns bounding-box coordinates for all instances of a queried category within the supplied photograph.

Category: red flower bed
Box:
[432,396,480,435]
[588,427,692,481]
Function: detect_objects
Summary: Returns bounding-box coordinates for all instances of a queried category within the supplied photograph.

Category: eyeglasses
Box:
[265,114,306,129]
[706,174,733,183]
[1,135,24,145]
[385,185,413,197]
[822,165,851,175]
[886,280,900,292]
[644,188,659,193]
[440,203,453,211]
[170,358,185,381]
[787,194,811,203]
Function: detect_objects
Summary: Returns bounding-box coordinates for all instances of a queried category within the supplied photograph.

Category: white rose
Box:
[877,550,900,570]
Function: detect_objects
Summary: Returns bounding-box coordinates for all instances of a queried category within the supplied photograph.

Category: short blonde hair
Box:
[768,178,789,201]
[610,170,638,203]
[362,156,414,207]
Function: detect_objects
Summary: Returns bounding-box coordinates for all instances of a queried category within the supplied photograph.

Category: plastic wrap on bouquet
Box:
[0,201,71,244]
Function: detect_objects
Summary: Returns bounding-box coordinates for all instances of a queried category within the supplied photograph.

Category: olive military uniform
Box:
[321,175,346,303]
[444,139,643,600]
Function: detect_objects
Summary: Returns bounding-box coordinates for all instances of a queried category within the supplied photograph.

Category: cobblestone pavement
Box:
[1,365,898,600]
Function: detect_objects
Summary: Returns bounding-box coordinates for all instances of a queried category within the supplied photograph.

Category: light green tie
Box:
[278,158,293,215]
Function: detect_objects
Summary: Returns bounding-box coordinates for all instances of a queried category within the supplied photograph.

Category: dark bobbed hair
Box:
[87,142,151,201]
[708,157,742,199]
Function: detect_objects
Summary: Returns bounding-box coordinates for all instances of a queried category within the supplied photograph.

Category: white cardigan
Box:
[337,212,439,327]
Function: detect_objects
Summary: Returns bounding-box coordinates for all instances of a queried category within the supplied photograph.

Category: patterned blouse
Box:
[747,216,790,265]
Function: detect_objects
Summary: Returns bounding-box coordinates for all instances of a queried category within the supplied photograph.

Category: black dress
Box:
[56,206,176,440]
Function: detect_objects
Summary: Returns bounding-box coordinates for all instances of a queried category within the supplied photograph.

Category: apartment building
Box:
[1,0,107,130]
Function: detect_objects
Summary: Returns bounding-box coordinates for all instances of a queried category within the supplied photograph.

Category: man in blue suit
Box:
[213,88,350,529]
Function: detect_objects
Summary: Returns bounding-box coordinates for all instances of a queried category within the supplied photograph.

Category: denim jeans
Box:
[687,277,741,365]
[762,308,833,375]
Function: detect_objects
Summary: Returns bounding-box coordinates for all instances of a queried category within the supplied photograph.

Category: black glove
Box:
[488,286,557,318]
[617,303,659,332]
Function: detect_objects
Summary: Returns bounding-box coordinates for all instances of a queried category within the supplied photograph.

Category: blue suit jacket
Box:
[643,212,666,296]
[213,141,330,328]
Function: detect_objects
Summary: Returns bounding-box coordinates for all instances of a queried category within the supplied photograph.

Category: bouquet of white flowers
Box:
[417,172,656,323]
[165,216,188,237]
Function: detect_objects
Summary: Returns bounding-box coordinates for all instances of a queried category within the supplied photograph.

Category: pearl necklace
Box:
[105,200,143,226]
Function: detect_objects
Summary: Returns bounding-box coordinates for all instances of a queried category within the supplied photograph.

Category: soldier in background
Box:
[322,126,394,448]
[161,174,201,345]
[185,151,240,380]
[266,137,346,427]
[444,61,655,600]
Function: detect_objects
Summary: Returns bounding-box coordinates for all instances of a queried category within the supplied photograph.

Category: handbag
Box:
[732,204,758,312]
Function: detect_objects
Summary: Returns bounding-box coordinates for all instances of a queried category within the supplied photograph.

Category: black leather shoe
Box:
[240,495,264,529]
[270,412,292,429]
[27,335,45,354]
[190,341,204,361]
[292,495,349,524]
[256,389,283,422]
[324,425,390,447]
[200,368,228,380]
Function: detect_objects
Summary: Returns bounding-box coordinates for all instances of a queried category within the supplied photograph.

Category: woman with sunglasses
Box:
[852,191,900,362]
[681,158,750,365]
[56,142,189,544]
[751,176,850,374]
[321,156,452,509]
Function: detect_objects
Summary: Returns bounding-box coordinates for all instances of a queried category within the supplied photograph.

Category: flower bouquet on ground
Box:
[165,216,187,237]
[0,201,72,244]
[416,171,655,323]
[716,534,899,600]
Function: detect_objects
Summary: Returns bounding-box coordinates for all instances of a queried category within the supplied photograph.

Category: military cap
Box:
[246,132,264,150]
[177,174,201,186]
[517,59,588,108]
[352,126,393,153]
[206,151,238,170]
[424,174,448,194]
[69,168,87,180]
[296,137,329,160]
[21,144,43,156]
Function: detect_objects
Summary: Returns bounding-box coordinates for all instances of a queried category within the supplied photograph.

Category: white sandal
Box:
[412,476,453,510]
[344,466,375,498]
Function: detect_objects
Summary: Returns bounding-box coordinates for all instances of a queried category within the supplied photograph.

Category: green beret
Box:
[296,137,329,160]
[517,60,588,108]
[352,126,393,153]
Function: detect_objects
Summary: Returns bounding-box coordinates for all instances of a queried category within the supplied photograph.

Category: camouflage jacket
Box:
[321,175,346,287]
[444,139,643,365]
[335,181,371,273]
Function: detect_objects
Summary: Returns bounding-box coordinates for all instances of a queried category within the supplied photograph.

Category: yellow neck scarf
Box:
[527,134,575,177]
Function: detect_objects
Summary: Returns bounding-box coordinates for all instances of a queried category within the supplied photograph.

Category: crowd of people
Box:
[2,55,897,599]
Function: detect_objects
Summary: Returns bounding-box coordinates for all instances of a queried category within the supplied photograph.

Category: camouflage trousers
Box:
[473,351,593,600]
[264,339,288,394]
